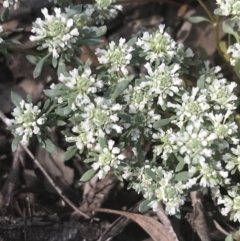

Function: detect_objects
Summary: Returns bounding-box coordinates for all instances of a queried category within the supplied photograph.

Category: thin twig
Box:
[0,110,90,219]
[156,203,179,241]
[189,191,211,241]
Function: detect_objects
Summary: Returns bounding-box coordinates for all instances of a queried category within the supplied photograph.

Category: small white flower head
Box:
[136,24,193,64]
[3,0,19,9]
[79,97,123,138]
[12,99,46,146]
[152,129,174,160]
[170,122,214,165]
[167,87,210,125]
[92,139,125,179]
[217,184,240,222]
[123,85,151,114]
[207,79,237,110]
[215,0,240,17]
[65,127,96,151]
[30,7,79,59]
[92,0,122,24]
[206,112,238,140]
[143,62,182,108]
[227,43,240,66]
[58,66,103,107]
[95,38,134,75]
[223,146,240,172]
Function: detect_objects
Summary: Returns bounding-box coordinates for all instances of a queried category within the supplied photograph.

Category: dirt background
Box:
[0,0,237,240]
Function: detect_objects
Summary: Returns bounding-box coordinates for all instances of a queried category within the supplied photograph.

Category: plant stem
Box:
[0,110,90,220]
[197,0,215,23]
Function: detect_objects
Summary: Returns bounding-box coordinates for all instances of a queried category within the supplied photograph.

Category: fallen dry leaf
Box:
[95,208,176,241]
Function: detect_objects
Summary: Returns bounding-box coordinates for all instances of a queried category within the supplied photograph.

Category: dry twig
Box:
[156,203,179,241]
[0,110,90,219]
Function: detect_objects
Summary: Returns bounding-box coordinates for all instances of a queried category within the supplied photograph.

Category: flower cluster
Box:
[11,100,46,146]
[9,1,240,221]
[96,38,134,75]
[46,22,240,216]
[91,139,125,179]
[93,0,122,24]
[56,66,104,108]
[215,0,240,17]
[213,184,240,222]
[30,8,79,59]
[2,0,19,9]
[136,24,193,64]
[215,1,240,66]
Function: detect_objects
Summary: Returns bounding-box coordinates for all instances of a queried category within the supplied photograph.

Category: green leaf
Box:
[47,119,66,126]
[42,138,58,154]
[41,99,50,113]
[136,142,145,162]
[188,16,211,24]
[52,56,58,68]
[12,135,22,152]
[33,53,50,78]
[84,158,95,163]
[222,20,238,41]
[26,55,40,65]
[174,171,189,182]
[7,39,21,45]
[197,75,205,89]
[61,130,76,137]
[98,137,107,149]
[80,168,96,182]
[234,59,240,77]
[139,199,151,213]
[57,56,67,76]
[44,89,65,97]
[1,8,9,21]
[111,80,129,100]
[11,92,23,108]
[127,37,137,46]
[153,118,172,129]
[96,26,107,37]
[175,155,185,172]
[55,105,72,116]
[20,0,30,8]
[118,113,132,122]
[145,168,158,181]
[225,234,233,241]
[63,145,78,161]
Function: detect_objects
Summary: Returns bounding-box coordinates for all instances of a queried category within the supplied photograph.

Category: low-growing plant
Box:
[2,0,240,240]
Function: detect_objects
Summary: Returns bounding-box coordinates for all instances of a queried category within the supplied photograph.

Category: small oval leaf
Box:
[80,168,96,182]
[139,199,151,213]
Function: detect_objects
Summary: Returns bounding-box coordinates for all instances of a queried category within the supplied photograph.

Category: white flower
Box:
[136,24,192,64]
[11,100,46,146]
[92,0,122,24]
[3,0,19,9]
[91,139,125,179]
[207,79,237,110]
[227,43,240,66]
[206,112,238,140]
[170,121,214,165]
[143,62,182,108]
[95,38,134,75]
[167,87,210,126]
[123,85,150,114]
[223,146,240,172]
[30,7,80,59]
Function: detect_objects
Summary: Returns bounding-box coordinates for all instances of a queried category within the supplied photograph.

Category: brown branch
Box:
[156,203,179,241]
[0,110,90,219]
[186,191,211,241]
